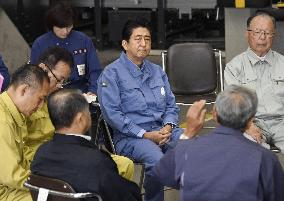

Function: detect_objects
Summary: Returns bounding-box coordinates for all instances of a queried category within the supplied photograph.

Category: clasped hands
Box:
[144,99,208,144]
[143,124,172,146]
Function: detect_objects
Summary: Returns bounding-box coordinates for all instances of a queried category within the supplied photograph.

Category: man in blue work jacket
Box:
[153,85,284,201]
[30,2,102,95]
[97,18,184,201]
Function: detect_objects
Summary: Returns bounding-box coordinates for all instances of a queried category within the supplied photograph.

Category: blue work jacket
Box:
[153,125,284,201]
[97,52,180,143]
[30,30,102,93]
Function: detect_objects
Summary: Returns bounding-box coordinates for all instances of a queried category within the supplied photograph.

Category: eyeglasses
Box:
[247,29,275,38]
[45,65,70,88]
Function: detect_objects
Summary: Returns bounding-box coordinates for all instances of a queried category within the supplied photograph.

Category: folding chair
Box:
[24,174,102,201]
[161,42,224,106]
[91,102,145,191]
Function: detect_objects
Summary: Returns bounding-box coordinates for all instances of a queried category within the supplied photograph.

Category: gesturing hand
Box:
[184,100,206,139]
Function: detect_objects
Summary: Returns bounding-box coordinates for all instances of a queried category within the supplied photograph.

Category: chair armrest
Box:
[24,182,102,201]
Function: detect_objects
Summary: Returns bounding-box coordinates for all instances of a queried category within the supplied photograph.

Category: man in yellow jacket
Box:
[0,64,50,201]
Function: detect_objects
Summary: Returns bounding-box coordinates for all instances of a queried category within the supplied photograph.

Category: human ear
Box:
[212,106,218,122]
[18,84,30,97]
[122,40,128,51]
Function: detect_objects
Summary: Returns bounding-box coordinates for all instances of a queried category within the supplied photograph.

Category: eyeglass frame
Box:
[247,29,275,39]
[45,64,70,88]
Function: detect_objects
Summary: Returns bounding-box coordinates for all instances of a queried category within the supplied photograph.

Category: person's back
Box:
[153,85,284,201]
[167,127,283,201]
[31,134,138,201]
[31,89,142,201]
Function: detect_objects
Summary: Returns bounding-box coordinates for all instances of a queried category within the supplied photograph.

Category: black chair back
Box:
[166,43,217,95]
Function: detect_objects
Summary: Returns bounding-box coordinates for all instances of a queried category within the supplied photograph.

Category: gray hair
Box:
[247,11,276,30]
[215,85,258,129]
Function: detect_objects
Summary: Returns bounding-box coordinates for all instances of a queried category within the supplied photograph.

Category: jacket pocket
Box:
[149,79,166,111]
[120,81,146,113]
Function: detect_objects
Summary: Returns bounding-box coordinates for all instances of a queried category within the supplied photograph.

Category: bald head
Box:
[47,89,89,130]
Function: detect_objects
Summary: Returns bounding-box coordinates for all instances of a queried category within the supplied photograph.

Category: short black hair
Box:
[48,89,89,130]
[10,64,49,89]
[122,17,152,41]
[247,11,276,29]
[37,47,73,70]
[45,2,74,30]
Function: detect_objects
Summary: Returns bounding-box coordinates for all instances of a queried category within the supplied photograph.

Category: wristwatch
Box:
[165,123,175,129]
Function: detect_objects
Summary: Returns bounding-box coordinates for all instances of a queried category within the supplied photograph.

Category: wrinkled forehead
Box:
[249,15,275,30]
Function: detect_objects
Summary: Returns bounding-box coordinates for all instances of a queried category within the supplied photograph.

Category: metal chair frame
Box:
[91,102,145,191]
[24,174,103,201]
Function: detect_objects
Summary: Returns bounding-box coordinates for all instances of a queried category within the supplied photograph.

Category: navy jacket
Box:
[30,31,102,93]
[0,55,10,91]
[153,126,284,201]
[31,134,142,201]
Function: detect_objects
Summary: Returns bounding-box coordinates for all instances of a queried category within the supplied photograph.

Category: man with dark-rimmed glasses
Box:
[26,46,72,155]
[44,63,70,88]
[225,11,284,153]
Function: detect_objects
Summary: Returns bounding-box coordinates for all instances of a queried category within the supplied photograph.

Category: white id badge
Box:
[77,64,86,76]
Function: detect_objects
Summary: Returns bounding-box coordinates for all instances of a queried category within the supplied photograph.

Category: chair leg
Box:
[138,163,145,191]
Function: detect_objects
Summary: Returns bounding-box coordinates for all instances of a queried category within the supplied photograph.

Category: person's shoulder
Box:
[0,93,16,122]
[241,137,279,162]
[33,32,53,43]
[145,60,165,75]
[145,59,161,69]
[227,51,247,65]
[271,50,284,60]
[103,58,123,73]
[0,104,10,124]
[71,30,91,41]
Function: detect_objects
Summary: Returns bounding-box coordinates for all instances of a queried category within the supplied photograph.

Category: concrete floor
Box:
[97,48,284,201]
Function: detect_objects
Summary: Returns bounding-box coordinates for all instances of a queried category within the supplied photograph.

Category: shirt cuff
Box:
[163,122,177,128]
[164,122,176,125]
[137,129,146,138]
[179,133,189,140]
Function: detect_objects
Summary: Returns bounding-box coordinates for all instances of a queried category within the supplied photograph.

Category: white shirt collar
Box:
[250,48,268,61]
[64,133,91,141]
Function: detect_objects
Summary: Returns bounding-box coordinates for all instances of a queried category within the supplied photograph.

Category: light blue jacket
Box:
[97,52,180,143]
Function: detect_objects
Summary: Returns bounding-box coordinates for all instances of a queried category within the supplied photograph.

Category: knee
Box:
[111,154,134,180]
[143,151,163,168]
